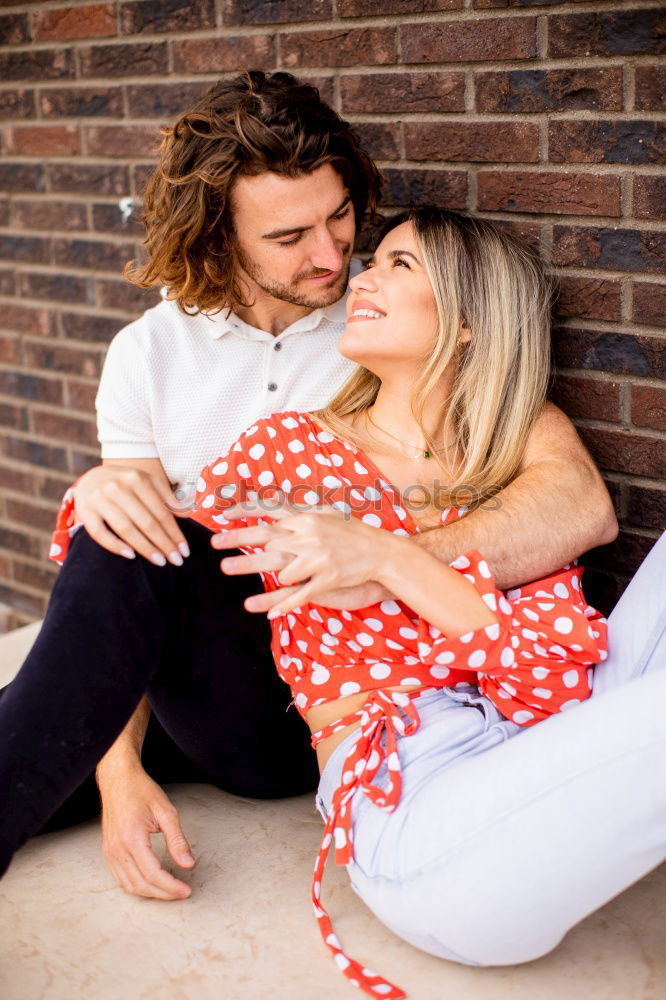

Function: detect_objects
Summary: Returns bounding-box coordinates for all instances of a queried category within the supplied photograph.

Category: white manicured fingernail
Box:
[179,541,190,558]
[121,548,136,560]
[150,552,167,567]
[169,551,184,567]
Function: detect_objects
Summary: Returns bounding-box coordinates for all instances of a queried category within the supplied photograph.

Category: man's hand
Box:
[74,460,190,566]
[99,764,195,900]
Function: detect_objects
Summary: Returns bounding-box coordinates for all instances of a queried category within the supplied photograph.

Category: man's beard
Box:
[234,243,351,310]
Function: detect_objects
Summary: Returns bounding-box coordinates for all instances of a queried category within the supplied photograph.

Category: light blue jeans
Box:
[316,532,666,967]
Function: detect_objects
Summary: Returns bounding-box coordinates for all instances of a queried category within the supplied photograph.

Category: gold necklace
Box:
[365,408,432,459]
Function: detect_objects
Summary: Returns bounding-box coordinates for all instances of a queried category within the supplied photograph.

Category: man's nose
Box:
[310,228,344,272]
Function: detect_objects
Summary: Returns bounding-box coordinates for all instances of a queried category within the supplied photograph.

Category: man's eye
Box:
[278,234,302,247]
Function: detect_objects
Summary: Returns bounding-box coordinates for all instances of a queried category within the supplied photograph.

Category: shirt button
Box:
[274,342,282,351]
[267,382,278,392]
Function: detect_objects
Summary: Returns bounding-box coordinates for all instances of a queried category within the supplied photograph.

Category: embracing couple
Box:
[1,71,665,1000]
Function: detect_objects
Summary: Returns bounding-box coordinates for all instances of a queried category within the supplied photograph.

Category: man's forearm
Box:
[96,696,151,786]
[415,456,617,590]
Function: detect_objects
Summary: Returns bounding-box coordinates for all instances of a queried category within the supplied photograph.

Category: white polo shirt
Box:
[95,267,361,500]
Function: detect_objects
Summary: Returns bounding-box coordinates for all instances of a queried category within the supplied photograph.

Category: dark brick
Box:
[633,175,666,222]
[7,125,80,157]
[352,123,400,161]
[5,499,59,534]
[632,384,666,432]
[551,374,621,423]
[0,235,50,266]
[0,461,34,496]
[11,198,88,232]
[299,75,335,106]
[71,450,101,477]
[60,311,121,344]
[282,27,396,68]
[552,226,666,276]
[381,168,467,209]
[404,121,539,163]
[626,484,666,532]
[172,35,276,73]
[95,278,160,313]
[86,124,160,158]
[0,12,29,45]
[32,4,116,41]
[400,17,537,63]
[126,81,208,118]
[0,304,54,337]
[92,202,144,237]
[475,0,566,5]
[341,72,464,114]
[549,120,665,166]
[120,0,215,33]
[0,524,43,559]
[223,0,332,24]
[64,379,98,411]
[635,65,666,111]
[53,238,134,274]
[0,267,14,294]
[48,163,129,196]
[40,85,123,118]
[0,163,44,193]
[33,409,98,448]
[548,11,666,59]
[553,329,664,380]
[492,218,542,252]
[1,434,69,473]
[0,48,75,83]
[477,171,621,217]
[340,0,459,13]
[0,199,7,225]
[23,341,102,378]
[0,401,28,431]
[13,560,59,593]
[555,276,622,323]
[18,272,93,305]
[633,282,666,328]
[578,426,666,480]
[133,164,155,195]
[79,42,168,78]
[0,88,35,119]
[33,471,76,503]
[0,583,47,620]
[0,371,63,405]
[584,531,658,580]
[475,67,623,113]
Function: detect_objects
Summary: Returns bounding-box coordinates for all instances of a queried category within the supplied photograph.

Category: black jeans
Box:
[0,519,318,876]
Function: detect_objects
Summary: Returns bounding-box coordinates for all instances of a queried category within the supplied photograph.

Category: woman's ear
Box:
[457,321,472,346]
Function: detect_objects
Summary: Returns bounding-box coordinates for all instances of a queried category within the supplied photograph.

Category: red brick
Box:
[0,88,36,119]
[172,35,276,74]
[48,163,129,196]
[400,17,537,63]
[95,278,160,313]
[340,0,459,14]
[626,484,666,532]
[0,336,21,364]
[404,122,538,163]
[23,341,102,378]
[0,371,63,405]
[11,199,88,232]
[381,168,467,209]
[120,0,215,33]
[548,11,666,59]
[40,86,123,118]
[635,65,666,112]
[632,282,666,328]
[54,238,134,273]
[33,409,98,448]
[0,48,75,83]
[282,27,395,68]
[85,124,160,158]
[32,4,115,41]
[352,123,400,161]
[555,277,622,323]
[79,42,168,78]
[0,13,29,45]
[0,304,54,337]
[551,374,621,423]
[0,433,69,473]
[552,226,666,276]
[549,120,665,166]
[553,328,664,380]
[341,72,465,114]
[475,67,622,113]
[5,499,59,533]
[632,384,666,432]
[477,171,621,217]
[223,0,333,22]
[126,81,208,118]
[578,426,666,480]
[0,267,14,293]
[64,379,98,411]
[633,175,666,222]
[6,125,80,157]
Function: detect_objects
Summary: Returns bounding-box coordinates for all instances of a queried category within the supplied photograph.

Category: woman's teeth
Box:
[352,309,384,319]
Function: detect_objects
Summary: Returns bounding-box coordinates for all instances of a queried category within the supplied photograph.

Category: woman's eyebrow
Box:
[262,195,352,240]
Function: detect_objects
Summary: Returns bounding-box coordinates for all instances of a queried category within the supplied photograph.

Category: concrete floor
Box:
[1,621,664,1000]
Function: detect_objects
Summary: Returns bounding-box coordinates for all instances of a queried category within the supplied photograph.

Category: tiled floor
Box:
[1,622,664,1000]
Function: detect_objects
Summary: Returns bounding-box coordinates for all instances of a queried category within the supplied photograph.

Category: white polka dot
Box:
[288,439,305,453]
[512,710,534,725]
[281,416,299,429]
[346,640,363,653]
[401,677,420,686]
[369,663,391,680]
[459,631,474,644]
[354,461,368,475]
[332,500,350,515]
[522,607,540,622]
[485,622,500,641]
[399,627,418,640]
[212,460,227,475]
[362,513,382,528]
[323,475,342,489]
[468,649,486,668]
[321,633,339,647]
[367,749,381,770]
[430,665,450,680]
[311,666,330,686]
[281,479,292,493]
[571,576,580,591]
[451,554,470,570]
[502,681,517,696]
[554,616,574,634]
[248,443,265,460]
[339,681,362,697]
[364,618,383,632]
[380,600,401,616]
[500,646,514,667]
[482,593,498,611]
[478,559,491,579]
[435,650,455,664]
[327,618,343,634]
[356,632,374,647]
[237,462,251,479]
[553,582,569,598]
[196,476,206,492]
[295,464,312,478]
[294,692,308,708]
[506,587,522,600]
[522,628,538,641]
[49,543,62,557]
[303,490,319,505]
[560,698,581,711]
[549,643,568,658]
[563,669,579,688]
[385,638,404,650]
[499,596,512,615]
[201,494,214,509]
[393,505,407,520]
[330,454,343,467]
[532,687,552,699]
[387,751,400,770]
[314,453,332,466]
[275,451,284,464]
[317,430,334,443]
[258,470,274,486]
[364,486,381,502]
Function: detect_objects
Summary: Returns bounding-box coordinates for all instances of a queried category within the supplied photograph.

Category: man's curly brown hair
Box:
[125,71,382,315]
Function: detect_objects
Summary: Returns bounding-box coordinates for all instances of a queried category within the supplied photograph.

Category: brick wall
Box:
[0,0,664,630]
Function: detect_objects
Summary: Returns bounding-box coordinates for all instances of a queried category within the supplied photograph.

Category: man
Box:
[0,71,618,896]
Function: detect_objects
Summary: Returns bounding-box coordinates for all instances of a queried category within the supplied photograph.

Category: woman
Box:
[190,209,613,999]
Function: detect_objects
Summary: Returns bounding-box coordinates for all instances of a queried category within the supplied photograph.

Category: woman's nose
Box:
[349,267,377,292]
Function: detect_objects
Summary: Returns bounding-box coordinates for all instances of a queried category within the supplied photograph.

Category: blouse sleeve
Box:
[417,551,608,727]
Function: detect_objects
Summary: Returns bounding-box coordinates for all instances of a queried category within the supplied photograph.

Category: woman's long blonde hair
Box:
[313,207,553,506]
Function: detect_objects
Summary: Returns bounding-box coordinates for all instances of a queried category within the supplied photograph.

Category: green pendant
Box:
[424,451,431,458]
